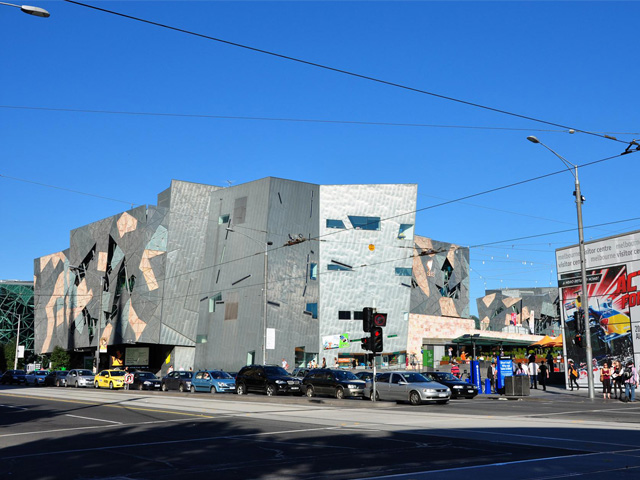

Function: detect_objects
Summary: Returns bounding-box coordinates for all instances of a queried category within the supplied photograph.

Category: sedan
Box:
[44,371,68,387]
[303,369,366,399]
[190,370,236,393]
[66,369,95,388]
[130,371,161,391]
[161,371,193,392]
[25,370,49,386]
[428,372,478,399]
[94,370,126,389]
[0,369,27,385]
[365,371,451,405]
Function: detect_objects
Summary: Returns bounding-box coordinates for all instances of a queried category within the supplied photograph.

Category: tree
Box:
[50,346,70,371]
[3,339,17,370]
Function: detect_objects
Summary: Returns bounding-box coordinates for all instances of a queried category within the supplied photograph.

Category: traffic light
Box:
[373,313,387,327]
[371,327,384,353]
[574,333,583,348]
[363,307,374,333]
[573,310,585,333]
[361,336,371,352]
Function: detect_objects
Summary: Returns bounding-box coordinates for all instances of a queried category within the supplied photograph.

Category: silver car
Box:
[65,369,95,388]
[364,371,451,405]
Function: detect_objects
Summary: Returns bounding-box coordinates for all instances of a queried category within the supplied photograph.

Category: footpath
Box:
[482,383,636,403]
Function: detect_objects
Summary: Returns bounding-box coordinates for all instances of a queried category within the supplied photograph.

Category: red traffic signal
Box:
[371,327,384,353]
[361,336,372,351]
[574,334,583,348]
[373,313,387,327]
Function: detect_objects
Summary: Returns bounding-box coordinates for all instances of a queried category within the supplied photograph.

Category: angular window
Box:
[196,335,208,344]
[305,303,318,319]
[208,292,222,313]
[326,219,345,229]
[438,258,460,299]
[218,214,230,225]
[348,216,380,231]
[398,224,414,240]
[233,197,247,225]
[328,264,351,271]
[395,267,412,276]
[338,311,351,320]
[309,263,318,280]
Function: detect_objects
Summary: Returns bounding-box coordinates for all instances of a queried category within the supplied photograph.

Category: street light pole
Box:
[527,136,595,399]
[226,227,272,365]
[13,314,21,370]
[0,2,50,17]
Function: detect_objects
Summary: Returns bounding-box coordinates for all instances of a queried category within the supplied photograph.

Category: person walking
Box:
[450,360,460,379]
[601,361,612,399]
[487,361,497,393]
[515,363,527,375]
[539,360,549,391]
[321,357,327,369]
[611,361,623,399]
[546,351,554,373]
[568,360,580,391]
[624,361,638,402]
[528,358,538,389]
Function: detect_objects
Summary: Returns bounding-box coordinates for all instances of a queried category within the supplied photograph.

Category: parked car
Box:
[191,370,236,393]
[66,369,95,388]
[354,371,374,384]
[0,369,27,385]
[291,367,309,381]
[161,371,193,392]
[303,368,366,399]
[365,371,451,405]
[25,370,49,386]
[94,370,126,389]
[44,370,68,387]
[130,371,161,391]
[428,372,478,399]
[235,365,302,396]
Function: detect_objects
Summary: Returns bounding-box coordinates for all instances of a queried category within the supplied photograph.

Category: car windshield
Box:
[211,371,232,379]
[78,370,93,376]
[402,373,430,383]
[57,371,68,376]
[36,371,48,376]
[334,370,358,380]
[264,366,289,376]
[110,371,126,377]
[178,372,192,378]
[433,373,458,381]
[138,372,157,379]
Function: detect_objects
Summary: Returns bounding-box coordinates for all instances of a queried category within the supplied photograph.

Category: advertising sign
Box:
[338,334,350,348]
[497,357,512,390]
[17,345,25,358]
[266,328,275,350]
[125,347,149,366]
[471,360,482,390]
[99,336,108,353]
[423,349,434,368]
[556,230,640,384]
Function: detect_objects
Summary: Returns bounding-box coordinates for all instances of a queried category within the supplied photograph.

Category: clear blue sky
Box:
[2,1,639,316]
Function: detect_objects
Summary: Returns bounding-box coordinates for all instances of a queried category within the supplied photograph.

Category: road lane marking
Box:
[65,414,123,424]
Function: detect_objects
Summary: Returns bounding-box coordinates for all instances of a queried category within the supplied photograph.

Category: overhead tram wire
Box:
[63,0,630,145]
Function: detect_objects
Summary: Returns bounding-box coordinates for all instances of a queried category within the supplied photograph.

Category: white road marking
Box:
[65,414,123,424]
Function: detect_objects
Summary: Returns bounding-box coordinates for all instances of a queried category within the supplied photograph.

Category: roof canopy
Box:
[452,334,534,348]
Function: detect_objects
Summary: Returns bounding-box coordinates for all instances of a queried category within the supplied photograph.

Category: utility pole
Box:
[14,314,21,370]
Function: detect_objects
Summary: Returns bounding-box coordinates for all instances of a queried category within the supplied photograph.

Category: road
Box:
[1,385,639,479]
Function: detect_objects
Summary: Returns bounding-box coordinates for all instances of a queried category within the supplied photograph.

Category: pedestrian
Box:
[515,363,527,375]
[611,360,623,399]
[528,358,538,389]
[538,360,549,391]
[487,361,497,393]
[568,360,579,391]
[448,346,453,360]
[601,361,612,399]
[450,360,460,379]
[528,351,536,364]
[624,360,638,402]
[546,351,554,373]
[168,365,174,374]
[322,357,327,369]
[334,357,340,368]
[352,358,356,368]
[460,351,467,364]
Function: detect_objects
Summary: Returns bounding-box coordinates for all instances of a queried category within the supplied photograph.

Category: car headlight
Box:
[423,389,437,393]
[453,385,463,389]
[217,382,227,387]
[348,384,358,389]
[144,381,151,385]
[275,380,286,384]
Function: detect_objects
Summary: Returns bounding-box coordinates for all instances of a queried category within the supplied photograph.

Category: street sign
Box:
[124,373,134,384]
[17,345,25,358]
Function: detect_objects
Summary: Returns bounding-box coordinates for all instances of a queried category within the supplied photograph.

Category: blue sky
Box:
[2,1,639,315]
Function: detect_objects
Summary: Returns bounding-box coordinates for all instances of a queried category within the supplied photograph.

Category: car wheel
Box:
[409,391,421,406]
[306,385,314,397]
[95,381,99,389]
[56,380,61,387]
[179,383,185,392]
[75,381,80,388]
[109,382,114,390]
[436,400,449,405]
[236,383,246,395]
[210,386,217,394]
[138,383,144,391]
[371,391,380,401]
[266,384,276,397]
[335,387,345,400]
[162,383,168,392]
[190,385,196,393]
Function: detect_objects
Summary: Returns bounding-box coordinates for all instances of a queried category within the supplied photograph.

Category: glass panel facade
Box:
[305,303,318,319]
[326,219,345,229]
[398,224,414,239]
[328,264,351,271]
[395,267,412,276]
[348,216,380,231]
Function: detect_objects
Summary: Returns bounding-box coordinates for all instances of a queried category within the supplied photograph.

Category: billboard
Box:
[125,347,149,366]
[556,230,640,384]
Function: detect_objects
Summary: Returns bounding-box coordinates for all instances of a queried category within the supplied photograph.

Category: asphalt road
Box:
[1,385,640,480]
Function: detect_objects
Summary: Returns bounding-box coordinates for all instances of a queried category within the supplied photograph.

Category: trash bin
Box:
[504,375,530,396]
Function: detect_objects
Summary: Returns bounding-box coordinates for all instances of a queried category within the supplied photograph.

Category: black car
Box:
[0,370,27,385]
[235,365,302,396]
[161,371,193,392]
[44,371,68,387]
[303,368,366,399]
[130,371,162,391]
[291,367,309,381]
[428,372,478,399]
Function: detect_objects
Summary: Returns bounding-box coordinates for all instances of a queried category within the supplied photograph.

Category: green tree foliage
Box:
[3,339,17,369]
[50,346,70,371]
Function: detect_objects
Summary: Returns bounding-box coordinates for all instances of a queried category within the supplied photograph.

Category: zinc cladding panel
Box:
[318,184,417,359]
[160,181,216,345]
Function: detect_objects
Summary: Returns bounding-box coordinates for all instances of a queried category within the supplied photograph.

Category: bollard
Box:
[485,378,491,394]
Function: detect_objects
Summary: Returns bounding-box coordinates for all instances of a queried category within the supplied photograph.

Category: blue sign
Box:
[471,360,482,391]
[497,356,513,390]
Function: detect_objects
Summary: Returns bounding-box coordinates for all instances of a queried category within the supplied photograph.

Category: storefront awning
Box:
[452,334,535,347]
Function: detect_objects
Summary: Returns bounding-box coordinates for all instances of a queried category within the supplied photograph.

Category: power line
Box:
[62,0,630,145]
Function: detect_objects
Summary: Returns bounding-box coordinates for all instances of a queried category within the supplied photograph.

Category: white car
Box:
[65,369,95,388]
[365,371,451,405]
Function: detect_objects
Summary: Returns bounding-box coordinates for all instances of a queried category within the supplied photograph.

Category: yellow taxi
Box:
[94,369,126,389]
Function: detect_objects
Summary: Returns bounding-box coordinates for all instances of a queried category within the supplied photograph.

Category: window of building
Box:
[233,197,247,224]
[196,335,208,344]
[309,263,318,280]
[438,258,460,299]
[395,267,412,276]
[353,311,363,320]
[328,264,351,271]
[218,214,230,225]
[338,311,351,320]
[208,292,222,313]
[224,292,238,321]
[326,219,345,229]
[398,224,414,239]
[348,216,380,231]
[305,303,318,319]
